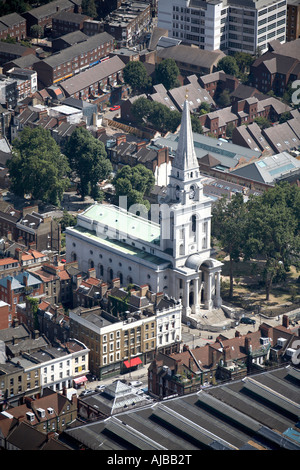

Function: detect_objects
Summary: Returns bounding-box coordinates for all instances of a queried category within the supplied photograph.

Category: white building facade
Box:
[157,0,287,55]
[66,95,223,320]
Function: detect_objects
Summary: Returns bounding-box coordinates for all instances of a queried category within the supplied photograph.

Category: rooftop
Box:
[64,366,300,450]
[153,131,261,171]
[80,203,161,245]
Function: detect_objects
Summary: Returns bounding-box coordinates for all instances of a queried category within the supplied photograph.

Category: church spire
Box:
[172,92,199,176]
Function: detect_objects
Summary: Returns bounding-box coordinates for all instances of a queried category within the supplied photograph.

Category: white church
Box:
[65,97,223,321]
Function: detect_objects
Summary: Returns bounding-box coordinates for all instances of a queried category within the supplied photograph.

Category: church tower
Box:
[159,95,212,267]
[159,94,223,315]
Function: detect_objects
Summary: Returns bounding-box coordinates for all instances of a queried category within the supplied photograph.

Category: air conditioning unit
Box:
[277,337,287,347]
[285,348,296,357]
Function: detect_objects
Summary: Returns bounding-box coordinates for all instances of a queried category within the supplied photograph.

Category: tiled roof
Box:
[59,55,125,95]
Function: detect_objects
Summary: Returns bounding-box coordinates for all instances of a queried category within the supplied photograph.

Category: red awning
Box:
[124,357,142,368]
[73,376,88,384]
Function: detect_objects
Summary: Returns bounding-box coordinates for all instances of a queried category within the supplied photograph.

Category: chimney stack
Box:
[282,315,289,328]
[245,337,252,353]
[87,268,96,279]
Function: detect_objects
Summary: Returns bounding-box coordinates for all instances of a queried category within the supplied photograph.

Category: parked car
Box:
[95,385,106,392]
[240,317,256,325]
[129,380,143,388]
[110,105,120,111]
[80,389,94,397]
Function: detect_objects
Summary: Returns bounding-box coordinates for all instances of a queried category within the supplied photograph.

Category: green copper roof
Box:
[69,226,169,267]
[81,204,161,244]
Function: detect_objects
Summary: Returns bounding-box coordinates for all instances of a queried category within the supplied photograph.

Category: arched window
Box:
[108,268,113,281]
[191,215,196,233]
[99,264,103,276]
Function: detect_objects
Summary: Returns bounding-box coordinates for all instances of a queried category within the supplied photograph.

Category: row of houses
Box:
[0,0,152,46]
[149,315,300,399]
[0,202,61,254]
[0,268,182,396]
[0,320,88,408]
[232,109,300,155]
[198,95,292,138]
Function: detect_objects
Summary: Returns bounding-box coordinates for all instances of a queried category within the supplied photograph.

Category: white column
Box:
[194,277,200,314]
[204,272,213,310]
[215,271,222,307]
[184,280,191,315]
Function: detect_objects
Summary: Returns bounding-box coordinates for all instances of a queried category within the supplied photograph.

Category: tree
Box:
[81,0,97,18]
[148,102,173,131]
[234,52,254,74]
[131,96,153,124]
[26,297,39,330]
[279,111,292,124]
[191,114,203,134]
[216,89,231,108]
[198,102,210,114]
[225,122,235,138]
[8,127,70,205]
[244,183,300,300]
[254,116,271,129]
[217,56,239,76]
[131,98,202,134]
[155,59,180,90]
[65,127,112,200]
[212,193,247,298]
[30,24,43,38]
[113,164,155,211]
[58,210,77,231]
[123,61,151,94]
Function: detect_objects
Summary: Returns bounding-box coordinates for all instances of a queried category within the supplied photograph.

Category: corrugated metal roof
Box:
[197,390,261,433]
[104,417,166,450]
[152,404,237,450]
[242,377,300,420]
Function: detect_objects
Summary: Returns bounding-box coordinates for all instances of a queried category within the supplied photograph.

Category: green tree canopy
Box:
[216,89,231,108]
[30,24,43,38]
[113,164,155,211]
[279,111,292,124]
[131,97,202,134]
[217,56,239,76]
[81,0,97,18]
[155,58,180,90]
[8,127,70,205]
[123,61,151,94]
[244,183,300,300]
[254,116,271,129]
[64,127,112,200]
[234,52,254,74]
[212,193,248,298]
[57,210,77,231]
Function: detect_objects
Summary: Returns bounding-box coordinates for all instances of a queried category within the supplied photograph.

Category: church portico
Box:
[177,255,222,317]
